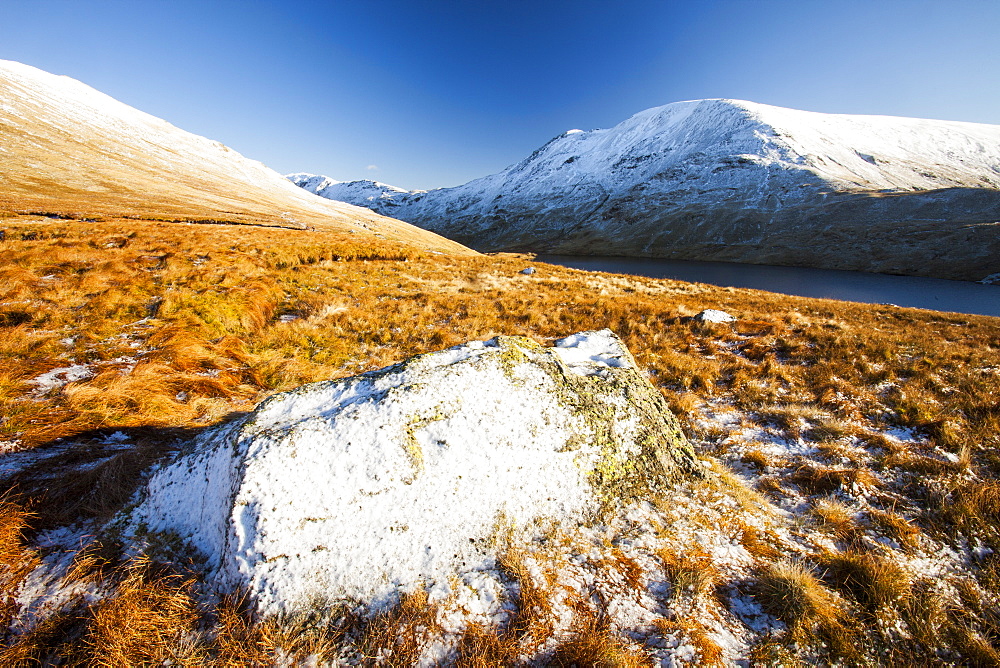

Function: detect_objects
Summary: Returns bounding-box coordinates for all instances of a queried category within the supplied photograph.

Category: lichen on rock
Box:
[114,329,696,617]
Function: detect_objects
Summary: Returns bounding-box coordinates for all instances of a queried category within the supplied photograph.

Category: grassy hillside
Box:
[0,60,472,254]
[1,215,999,664]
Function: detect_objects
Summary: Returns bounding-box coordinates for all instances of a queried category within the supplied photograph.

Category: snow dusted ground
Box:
[6,324,990,665]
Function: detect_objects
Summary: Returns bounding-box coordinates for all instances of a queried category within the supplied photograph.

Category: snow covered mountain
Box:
[290,99,1000,280]
[0,60,469,254]
[285,173,411,207]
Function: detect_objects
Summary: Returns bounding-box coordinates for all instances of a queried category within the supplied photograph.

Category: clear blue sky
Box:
[2,0,998,190]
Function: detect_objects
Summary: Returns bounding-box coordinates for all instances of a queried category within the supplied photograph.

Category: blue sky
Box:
[2,0,998,190]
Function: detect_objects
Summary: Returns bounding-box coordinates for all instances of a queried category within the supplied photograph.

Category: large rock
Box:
[116,330,696,616]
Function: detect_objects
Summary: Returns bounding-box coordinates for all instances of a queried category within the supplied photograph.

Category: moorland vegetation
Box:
[1,213,999,664]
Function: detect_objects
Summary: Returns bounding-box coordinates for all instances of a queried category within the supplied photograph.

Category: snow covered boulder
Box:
[116,329,696,617]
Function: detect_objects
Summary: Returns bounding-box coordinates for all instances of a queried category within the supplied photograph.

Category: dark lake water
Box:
[535,255,1000,318]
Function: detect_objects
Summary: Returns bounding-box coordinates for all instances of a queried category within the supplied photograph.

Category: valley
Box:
[1,60,999,665]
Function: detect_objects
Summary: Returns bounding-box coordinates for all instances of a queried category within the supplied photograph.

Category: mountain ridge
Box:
[0,59,471,254]
[290,98,1000,280]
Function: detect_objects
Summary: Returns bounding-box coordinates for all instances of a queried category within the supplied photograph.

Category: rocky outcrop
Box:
[115,330,696,617]
[290,99,1000,281]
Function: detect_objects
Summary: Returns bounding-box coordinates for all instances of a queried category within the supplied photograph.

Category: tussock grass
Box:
[867,508,921,550]
[3,555,202,666]
[810,497,860,542]
[746,640,801,667]
[659,548,720,605]
[740,448,774,471]
[211,595,281,666]
[819,550,913,613]
[258,600,359,665]
[935,480,1000,550]
[80,557,203,666]
[358,590,440,667]
[551,613,653,667]
[751,560,856,658]
[498,548,556,652]
[789,463,879,495]
[1,610,89,666]
[454,622,521,667]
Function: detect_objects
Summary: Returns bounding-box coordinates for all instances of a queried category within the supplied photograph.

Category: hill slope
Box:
[291,99,1000,280]
[0,60,470,254]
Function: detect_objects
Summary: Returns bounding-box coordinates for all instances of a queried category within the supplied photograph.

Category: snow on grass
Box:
[28,364,95,395]
[6,379,988,664]
[5,320,995,664]
[12,525,102,635]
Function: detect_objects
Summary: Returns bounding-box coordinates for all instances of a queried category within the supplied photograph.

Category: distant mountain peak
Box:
[287,173,412,206]
[289,99,1000,280]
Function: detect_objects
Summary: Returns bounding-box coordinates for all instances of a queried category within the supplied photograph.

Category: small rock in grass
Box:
[520,266,536,275]
[694,309,736,323]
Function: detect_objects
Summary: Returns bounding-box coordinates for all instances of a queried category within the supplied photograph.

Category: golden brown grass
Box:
[80,557,203,666]
[819,550,912,613]
[810,497,860,542]
[358,590,440,666]
[867,508,921,550]
[551,613,653,667]
[3,556,202,667]
[454,622,521,667]
[453,547,646,667]
[2,215,1000,663]
[0,496,39,630]
[735,522,783,561]
[659,548,720,605]
[935,480,1000,551]
[451,548,565,665]
[751,560,856,658]
[746,640,801,667]
[789,463,880,495]
[497,548,557,652]
[740,447,775,471]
